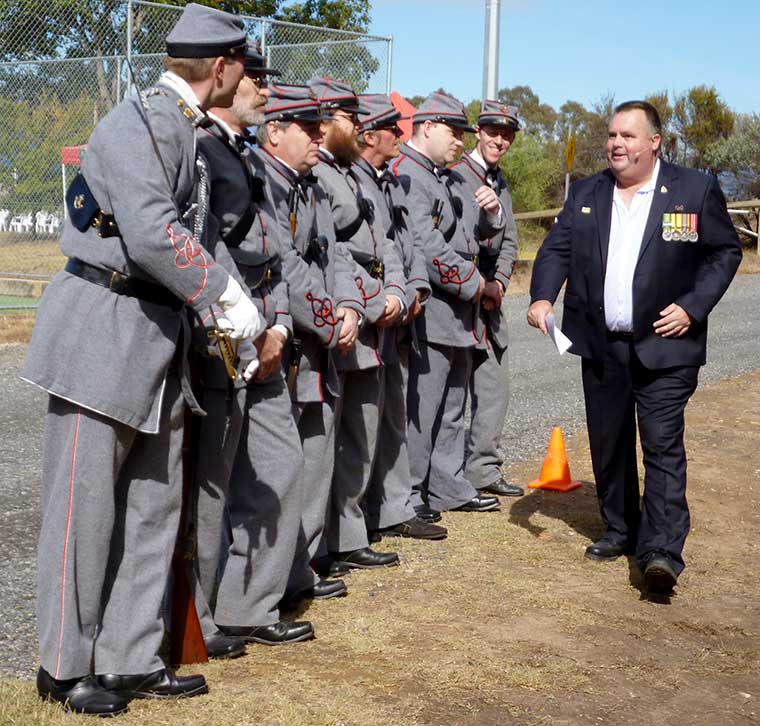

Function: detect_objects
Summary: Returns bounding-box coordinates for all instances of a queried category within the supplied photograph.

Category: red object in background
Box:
[390,92,416,142]
[60,145,86,165]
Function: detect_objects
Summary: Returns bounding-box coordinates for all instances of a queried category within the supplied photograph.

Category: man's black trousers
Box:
[581,335,699,575]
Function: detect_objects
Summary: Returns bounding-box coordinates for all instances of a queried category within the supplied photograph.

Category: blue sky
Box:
[368,0,757,114]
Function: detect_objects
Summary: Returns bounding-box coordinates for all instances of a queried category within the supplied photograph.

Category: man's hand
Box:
[253,327,287,381]
[217,276,266,340]
[653,303,693,338]
[406,292,424,323]
[471,274,487,304]
[474,184,501,215]
[376,294,403,328]
[527,299,554,335]
[336,307,359,352]
[481,280,504,311]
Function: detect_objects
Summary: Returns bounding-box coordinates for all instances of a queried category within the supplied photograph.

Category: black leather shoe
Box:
[312,556,352,578]
[98,668,207,700]
[379,517,448,540]
[220,621,315,645]
[452,494,500,512]
[204,631,247,660]
[413,504,442,523]
[482,479,525,497]
[283,578,348,608]
[584,538,628,561]
[37,668,129,716]
[332,547,400,569]
[644,555,678,594]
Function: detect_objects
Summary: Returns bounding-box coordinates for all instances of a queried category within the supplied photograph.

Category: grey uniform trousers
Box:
[287,400,337,593]
[364,350,416,530]
[38,373,184,680]
[325,367,382,553]
[466,344,510,489]
[191,375,244,639]
[213,373,305,627]
[407,342,477,512]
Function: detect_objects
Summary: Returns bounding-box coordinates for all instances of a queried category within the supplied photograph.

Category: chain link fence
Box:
[0,0,391,326]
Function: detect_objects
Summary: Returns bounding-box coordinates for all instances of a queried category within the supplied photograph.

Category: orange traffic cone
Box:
[528,427,582,492]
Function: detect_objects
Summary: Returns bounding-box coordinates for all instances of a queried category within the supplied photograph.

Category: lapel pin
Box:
[660,185,668,193]
[581,206,591,214]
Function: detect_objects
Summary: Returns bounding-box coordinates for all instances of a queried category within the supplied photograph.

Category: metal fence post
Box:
[126,0,133,95]
[386,35,393,95]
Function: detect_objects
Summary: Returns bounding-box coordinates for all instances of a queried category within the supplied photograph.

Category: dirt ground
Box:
[1,367,758,725]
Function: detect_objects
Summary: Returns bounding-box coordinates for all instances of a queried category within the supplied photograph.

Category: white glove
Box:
[237,339,259,382]
[217,276,266,340]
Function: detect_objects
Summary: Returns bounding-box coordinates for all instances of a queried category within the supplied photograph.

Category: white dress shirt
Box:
[604,159,660,332]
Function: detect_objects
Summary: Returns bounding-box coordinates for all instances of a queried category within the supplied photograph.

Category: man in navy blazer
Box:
[528,101,741,594]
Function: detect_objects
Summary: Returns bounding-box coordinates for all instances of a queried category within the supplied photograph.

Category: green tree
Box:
[706,113,760,198]
[500,132,563,212]
[644,91,678,162]
[497,85,557,140]
[673,85,734,172]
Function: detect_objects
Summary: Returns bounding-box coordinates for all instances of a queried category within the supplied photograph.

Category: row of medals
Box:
[662,212,698,242]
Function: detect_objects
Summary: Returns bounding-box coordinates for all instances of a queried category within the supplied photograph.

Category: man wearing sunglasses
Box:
[308,77,407,573]
[352,94,446,542]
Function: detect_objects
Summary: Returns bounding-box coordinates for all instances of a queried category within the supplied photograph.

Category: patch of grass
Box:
[0,238,63,276]
[0,313,35,343]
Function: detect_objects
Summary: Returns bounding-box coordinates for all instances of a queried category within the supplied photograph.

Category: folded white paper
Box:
[546,312,573,355]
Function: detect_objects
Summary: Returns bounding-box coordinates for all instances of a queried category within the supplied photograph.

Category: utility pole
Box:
[482,0,501,101]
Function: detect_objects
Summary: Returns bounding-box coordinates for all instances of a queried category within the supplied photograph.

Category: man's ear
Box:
[212,56,226,84]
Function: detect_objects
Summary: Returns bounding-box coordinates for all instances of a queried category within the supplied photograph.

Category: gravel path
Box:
[1,273,759,679]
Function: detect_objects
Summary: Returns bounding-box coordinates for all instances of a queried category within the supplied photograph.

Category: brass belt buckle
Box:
[265,266,272,284]
[371,259,384,280]
[108,270,120,290]
[472,255,479,268]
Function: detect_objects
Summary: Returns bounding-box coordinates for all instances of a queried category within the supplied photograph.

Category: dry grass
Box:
[0,314,35,344]
[2,370,759,725]
[0,237,64,276]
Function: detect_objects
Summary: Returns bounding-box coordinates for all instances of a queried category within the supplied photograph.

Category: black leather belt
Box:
[65,258,183,310]
[606,330,633,341]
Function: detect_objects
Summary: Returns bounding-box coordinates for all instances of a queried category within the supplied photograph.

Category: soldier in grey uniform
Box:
[192,49,318,651]
[250,84,367,600]
[307,76,407,569]
[449,101,524,498]
[20,4,263,716]
[352,94,447,540]
[393,92,503,516]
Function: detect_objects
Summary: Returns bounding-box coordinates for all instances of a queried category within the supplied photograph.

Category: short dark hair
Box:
[613,100,662,138]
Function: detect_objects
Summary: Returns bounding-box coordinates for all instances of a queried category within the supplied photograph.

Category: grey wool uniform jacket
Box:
[449,151,518,351]
[352,156,431,364]
[251,146,365,402]
[22,80,229,433]
[391,142,504,348]
[312,150,405,371]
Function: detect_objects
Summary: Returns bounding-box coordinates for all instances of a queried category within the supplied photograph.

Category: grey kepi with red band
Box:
[412,91,474,132]
[478,100,520,130]
[357,94,407,132]
[308,75,368,115]
[263,83,325,123]
[166,2,247,58]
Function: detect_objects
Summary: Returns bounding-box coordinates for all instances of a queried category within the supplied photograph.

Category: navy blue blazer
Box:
[530,161,742,368]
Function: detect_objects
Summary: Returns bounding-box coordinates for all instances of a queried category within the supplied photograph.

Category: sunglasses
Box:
[245,74,269,89]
